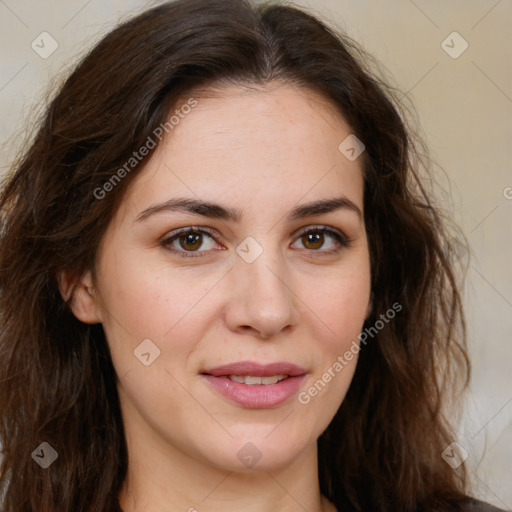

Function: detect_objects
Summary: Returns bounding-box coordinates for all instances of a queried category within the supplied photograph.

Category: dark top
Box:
[461,499,510,512]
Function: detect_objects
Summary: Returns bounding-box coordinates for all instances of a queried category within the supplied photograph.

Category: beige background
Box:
[0,0,510,507]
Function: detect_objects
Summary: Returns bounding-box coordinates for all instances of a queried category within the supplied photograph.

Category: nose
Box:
[224,248,300,340]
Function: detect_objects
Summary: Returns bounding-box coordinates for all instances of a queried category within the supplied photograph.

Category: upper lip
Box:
[202,361,307,377]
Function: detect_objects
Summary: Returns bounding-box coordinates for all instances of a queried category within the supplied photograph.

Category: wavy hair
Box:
[0,0,471,510]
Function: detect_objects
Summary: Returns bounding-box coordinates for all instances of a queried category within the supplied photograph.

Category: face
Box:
[67,82,371,473]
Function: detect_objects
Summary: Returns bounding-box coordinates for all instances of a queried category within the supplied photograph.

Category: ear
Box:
[57,269,102,324]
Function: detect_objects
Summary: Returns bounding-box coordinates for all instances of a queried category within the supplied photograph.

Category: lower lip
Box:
[202,374,306,409]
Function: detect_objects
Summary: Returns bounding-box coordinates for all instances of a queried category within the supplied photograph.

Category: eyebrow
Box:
[134,196,362,223]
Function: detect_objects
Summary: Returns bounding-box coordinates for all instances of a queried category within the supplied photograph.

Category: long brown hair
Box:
[0,0,471,510]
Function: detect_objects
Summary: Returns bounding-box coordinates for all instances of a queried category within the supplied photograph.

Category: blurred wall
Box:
[0,0,510,507]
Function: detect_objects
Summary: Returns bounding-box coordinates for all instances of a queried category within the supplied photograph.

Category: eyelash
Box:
[160,226,352,259]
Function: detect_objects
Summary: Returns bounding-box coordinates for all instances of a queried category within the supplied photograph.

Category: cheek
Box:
[94,249,217,374]
[295,259,370,407]
[302,260,371,345]
[95,254,218,435]
[98,244,221,329]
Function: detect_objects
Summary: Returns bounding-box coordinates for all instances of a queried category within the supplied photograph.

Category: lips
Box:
[201,361,307,409]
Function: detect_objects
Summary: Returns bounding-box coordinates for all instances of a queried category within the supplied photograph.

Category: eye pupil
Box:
[303,231,324,250]
[179,232,202,250]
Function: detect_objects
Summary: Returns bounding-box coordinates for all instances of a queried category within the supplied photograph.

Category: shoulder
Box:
[456,498,510,512]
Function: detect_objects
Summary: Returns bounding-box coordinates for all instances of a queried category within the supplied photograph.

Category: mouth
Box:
[201,361,307,409]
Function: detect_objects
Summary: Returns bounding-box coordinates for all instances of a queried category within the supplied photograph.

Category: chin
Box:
[194,427,315,473]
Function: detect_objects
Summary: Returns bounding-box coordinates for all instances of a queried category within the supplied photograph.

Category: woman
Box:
[0,0,506,511]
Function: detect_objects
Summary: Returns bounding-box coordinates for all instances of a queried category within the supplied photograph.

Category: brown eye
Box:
[178,232,203,251]
[161,227,220,258]
[291,227,350,254]
[301,231,325,250]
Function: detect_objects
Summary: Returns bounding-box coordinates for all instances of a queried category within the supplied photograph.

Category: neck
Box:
[118,414,336,512]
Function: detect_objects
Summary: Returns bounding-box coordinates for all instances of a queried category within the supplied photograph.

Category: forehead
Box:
[168,81,354,151]
[117,82,364,224]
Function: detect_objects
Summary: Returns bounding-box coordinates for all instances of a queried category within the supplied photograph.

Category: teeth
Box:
[228,374,288,385]
[260,375,287,385]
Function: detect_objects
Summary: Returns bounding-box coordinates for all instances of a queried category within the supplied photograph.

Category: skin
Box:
[60,82,371,512]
